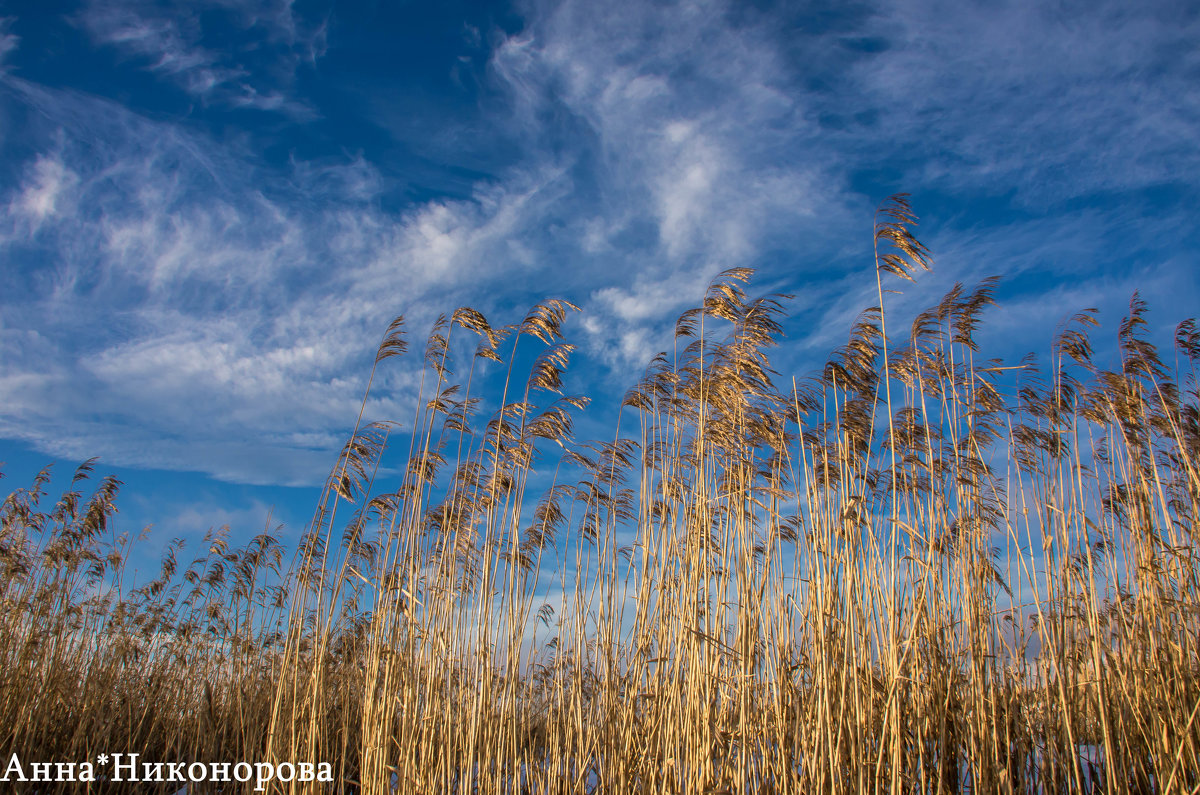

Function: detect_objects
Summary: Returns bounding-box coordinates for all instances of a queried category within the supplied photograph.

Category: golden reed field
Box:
[3,197,1199,793]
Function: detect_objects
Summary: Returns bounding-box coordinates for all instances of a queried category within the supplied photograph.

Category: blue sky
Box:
[1,0,1198,554]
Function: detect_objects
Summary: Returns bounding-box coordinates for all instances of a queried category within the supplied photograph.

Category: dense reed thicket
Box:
[2,197,1198,793]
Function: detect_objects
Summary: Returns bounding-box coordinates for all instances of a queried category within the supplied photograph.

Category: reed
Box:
[2,196,1198,793]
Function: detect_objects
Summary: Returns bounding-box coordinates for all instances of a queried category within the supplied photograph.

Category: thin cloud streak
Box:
[0,17,18,71]
[76,0,324,116]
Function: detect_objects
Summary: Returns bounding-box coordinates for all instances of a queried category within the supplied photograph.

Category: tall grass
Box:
[3,196,1199,793]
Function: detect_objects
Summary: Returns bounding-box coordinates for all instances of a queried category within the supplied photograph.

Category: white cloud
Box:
[0,80,580,484]
[485,0,846,371]
[594,279,689,324]
[506,0,1200,379]
[8,154,78,232]
[495,0,827,260]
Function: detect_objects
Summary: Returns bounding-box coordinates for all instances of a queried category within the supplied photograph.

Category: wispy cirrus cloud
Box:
[484,0,1200,371]
[0,78,568,485]
[487,0,848,368]
[76,0,324,115]
[836,0,1200,202]
[1,0,1197,492]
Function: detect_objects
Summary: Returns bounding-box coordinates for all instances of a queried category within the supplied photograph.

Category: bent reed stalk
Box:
[2,196,1199,793]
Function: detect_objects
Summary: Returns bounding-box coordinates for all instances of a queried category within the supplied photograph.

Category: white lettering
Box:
[112,753,140,781]
[255,762,275,791]
[2,753,26,782]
